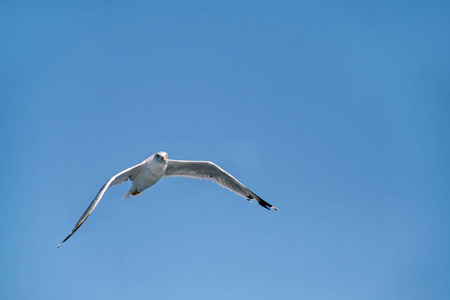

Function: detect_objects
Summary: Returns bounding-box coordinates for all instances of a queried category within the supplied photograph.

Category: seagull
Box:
[57,151,278,248]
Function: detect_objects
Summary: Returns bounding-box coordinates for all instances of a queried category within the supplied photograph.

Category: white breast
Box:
[132,157,167,192]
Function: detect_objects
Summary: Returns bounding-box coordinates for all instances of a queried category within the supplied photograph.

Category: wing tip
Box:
[249,196,279,211]
[55,227,79,249]
[262,202,279,211]
[56,239,66,249]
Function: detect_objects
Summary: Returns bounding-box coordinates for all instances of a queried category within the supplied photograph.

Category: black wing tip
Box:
[56,227,78,249]
[56,237,69,249]
[56,240,65,249]
[259,199,279,211]
[248,196,279,211]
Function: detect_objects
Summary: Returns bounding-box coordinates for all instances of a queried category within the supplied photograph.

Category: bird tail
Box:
[123,190,132,200]
[123,189,141,199]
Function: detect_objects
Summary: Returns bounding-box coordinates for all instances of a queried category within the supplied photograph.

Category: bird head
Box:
[155,151,168,161]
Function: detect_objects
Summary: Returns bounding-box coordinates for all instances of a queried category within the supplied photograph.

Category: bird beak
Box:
[163,154,168,160]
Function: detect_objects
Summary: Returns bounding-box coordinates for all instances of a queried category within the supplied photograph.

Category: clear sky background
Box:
[1,1,449,299]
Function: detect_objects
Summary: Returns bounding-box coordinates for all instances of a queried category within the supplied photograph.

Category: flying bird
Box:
[57,151,278,248]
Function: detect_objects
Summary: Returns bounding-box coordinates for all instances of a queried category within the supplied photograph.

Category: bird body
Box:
[57,151,277,248]
[123,153,167,198]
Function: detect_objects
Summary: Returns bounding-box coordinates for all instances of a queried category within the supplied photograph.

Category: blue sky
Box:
[1,1,449,299]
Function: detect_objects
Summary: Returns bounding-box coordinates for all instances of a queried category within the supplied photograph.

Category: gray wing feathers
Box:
[56,161,145,248]
[164,160,278,210]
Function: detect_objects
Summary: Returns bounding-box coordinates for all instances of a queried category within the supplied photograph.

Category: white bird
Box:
[57,151,278,248]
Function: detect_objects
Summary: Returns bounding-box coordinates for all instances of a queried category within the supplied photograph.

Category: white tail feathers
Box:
[123,189,141,199]
[123,190,132,200]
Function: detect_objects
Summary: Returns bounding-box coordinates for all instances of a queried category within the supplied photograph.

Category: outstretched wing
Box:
[164,159,278,211]
[56,161,146,248]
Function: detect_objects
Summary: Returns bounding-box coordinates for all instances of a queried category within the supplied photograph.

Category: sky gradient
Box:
[1,1,449,299]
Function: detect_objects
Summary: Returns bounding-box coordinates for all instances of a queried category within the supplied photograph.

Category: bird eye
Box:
[156,154,160,158]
